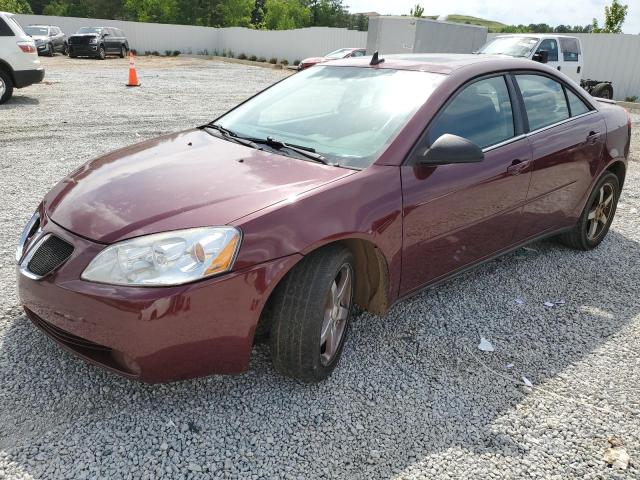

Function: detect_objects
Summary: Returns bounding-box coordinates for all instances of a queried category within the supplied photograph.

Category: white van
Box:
[0,11,45,104]
[478,34,613,99]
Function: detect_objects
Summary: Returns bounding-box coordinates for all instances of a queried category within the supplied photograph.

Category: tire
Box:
[98,46,106,60]
[591,82,613,100]
[46,43,53,57]
[269,245,356,382]
[119,45,127,58]
[0,69,14,105]
[558,172,620,250]
[62,43,68,56]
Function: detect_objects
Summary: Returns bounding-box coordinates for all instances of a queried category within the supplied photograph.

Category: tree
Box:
[410,3,424,17]
[0,0,33,13]
[263,0,310,30]
[592,0,628,33]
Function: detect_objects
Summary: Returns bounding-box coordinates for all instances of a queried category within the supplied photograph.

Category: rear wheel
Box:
[558,172,620,250]
[0,69,14,105]
[269,246,355,382]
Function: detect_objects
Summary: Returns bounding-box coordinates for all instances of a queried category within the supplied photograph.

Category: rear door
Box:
[104,28,117,53]
[513,72,605,240]
[400,74,533,294]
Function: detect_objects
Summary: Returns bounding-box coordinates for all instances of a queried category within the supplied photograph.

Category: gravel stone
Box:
[0,56,639,479]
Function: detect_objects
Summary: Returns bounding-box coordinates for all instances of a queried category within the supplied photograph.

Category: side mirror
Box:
[532,50,549,64]
[419,134,484,165]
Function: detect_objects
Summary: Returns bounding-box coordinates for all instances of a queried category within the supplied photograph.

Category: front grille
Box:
[27,236,74,277]
[69,36,92,45]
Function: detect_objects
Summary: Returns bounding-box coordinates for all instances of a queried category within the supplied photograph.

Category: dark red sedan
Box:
[17,54,631,383]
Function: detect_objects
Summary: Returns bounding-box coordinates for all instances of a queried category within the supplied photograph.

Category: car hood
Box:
[44,129,355,244]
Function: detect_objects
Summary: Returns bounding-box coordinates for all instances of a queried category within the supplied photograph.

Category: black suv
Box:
[68,27,129,59]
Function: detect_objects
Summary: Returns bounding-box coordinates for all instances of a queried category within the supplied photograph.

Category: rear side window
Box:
[560,37,580,62]
[516,74,569,131]
[537,39,558,62]
[428,76,515,149]
[566,89,590,116]
[0,17,16,36]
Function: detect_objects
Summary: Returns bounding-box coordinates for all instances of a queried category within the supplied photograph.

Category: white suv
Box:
[0,11,45,104]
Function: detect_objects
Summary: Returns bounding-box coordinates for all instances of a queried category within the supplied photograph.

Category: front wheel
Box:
[558,172,620,250]
[119,45,127,58]
[269,246,355,382]
[46,43,54,56]
[98,46,106,60]
[62,43,68,56]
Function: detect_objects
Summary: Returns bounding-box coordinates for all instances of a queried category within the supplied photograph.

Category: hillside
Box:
[433,14,507,32]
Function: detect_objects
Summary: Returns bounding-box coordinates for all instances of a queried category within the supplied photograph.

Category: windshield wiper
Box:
[201,124,261,150]
[255,137,329,164]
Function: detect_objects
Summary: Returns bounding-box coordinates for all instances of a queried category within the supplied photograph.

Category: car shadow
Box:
[0,230,638,477]
[0,96,40,108]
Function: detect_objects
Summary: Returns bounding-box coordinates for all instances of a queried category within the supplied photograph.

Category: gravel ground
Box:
[1,56,639,479]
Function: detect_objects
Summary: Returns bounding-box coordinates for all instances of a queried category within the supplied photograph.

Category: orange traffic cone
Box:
[126,51,140,87]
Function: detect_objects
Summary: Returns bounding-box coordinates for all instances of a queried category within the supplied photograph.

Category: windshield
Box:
[24,26,49,36]
[325,49,351,59]
[478,37,539,57]
[214,66,444,169]
[77,27,102,34]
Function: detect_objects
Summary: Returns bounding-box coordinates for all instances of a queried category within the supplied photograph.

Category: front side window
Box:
[516,74,569,131]
[537,39,558,62]
[428,76,515,149]
[216,66,444,169]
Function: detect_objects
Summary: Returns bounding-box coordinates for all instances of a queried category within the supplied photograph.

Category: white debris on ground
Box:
[603,436,631,470]
[0,56,639,479]
[478,337,495,352]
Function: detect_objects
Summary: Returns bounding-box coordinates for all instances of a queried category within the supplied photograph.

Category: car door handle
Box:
[586,131,600,144]
[507,159,530,176]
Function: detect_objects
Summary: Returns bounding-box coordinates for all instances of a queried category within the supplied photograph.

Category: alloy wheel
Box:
[586,182,615,241]
[320,264,353,366]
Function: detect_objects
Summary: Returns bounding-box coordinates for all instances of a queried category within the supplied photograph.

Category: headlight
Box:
[89,37,98,44]
[81,227,241,286]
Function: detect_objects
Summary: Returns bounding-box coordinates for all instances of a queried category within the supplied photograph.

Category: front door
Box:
[400,74,532,295]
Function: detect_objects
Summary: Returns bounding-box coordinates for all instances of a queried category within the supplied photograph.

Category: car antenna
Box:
[370,51,385,66]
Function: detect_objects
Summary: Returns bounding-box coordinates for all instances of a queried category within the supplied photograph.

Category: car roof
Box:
[495,33,578,39]
[322,53,544,74]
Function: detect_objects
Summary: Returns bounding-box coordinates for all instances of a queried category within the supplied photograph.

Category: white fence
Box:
[14,14,367,63]
[487,33,640,100]
[15,14,218,55]
[13,14,640,100]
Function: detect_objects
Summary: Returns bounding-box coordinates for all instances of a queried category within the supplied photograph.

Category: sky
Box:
[346,0,640,34]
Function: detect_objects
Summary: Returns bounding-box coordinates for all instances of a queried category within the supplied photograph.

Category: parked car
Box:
[17,54,631,383]
[67,26,129,59]
[23,24,67,56]
[477,34,615,99]
[0,11,45,104]
[298,47,367,70]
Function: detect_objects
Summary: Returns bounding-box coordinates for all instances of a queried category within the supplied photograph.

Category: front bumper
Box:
[68,44,99,56]
[14,68,45,88]
[17,216,301,383]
